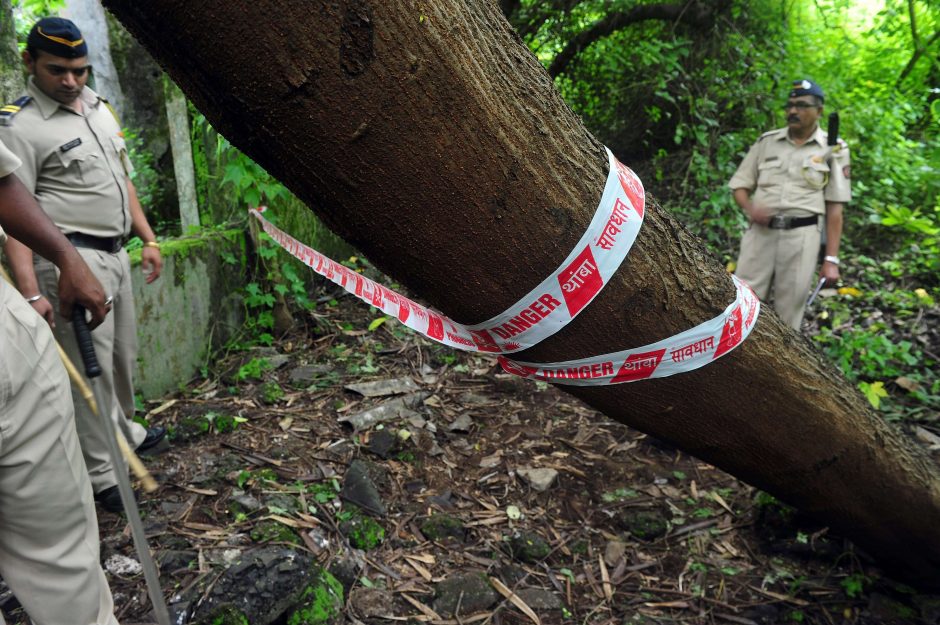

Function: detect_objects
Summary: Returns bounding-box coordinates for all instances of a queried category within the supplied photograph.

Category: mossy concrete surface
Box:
[129,229,245,397]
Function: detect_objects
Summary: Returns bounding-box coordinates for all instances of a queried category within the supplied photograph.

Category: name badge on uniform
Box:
[59,138,82,153]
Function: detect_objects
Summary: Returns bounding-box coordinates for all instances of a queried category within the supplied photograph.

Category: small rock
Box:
[604,539,628,567]
[516,588,563,611]
[458,392,490,405]
[420,513,466,541]
[230,489,262,512]
[105,553,142,577]
[329,551,366,594]
[285,567,344,625]
[447,413,474,432]
[349,587,395,618]
[339,392,429,431]
[266,354,291,370]
[305,528,331,555]
[262,493,300,515]
[157,549,197,572]
[340,459,387,517]
[189,547,318,625]
[619,509,668,540]
[517,467,558,492]
[345,377,419,397]
[289,364,333,386]
[366,429,399,459]
[425,491,454,509]
[508,530,551,563]
[433,572,497,617]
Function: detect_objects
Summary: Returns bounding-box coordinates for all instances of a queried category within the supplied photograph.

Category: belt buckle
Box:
[769,214,789,229]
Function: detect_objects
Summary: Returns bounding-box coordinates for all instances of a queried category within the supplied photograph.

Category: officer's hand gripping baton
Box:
[73,306,170,625]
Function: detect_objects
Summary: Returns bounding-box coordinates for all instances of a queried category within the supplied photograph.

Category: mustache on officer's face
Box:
[787,115,800,123]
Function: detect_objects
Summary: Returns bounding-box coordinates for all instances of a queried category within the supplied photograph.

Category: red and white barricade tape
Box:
[253,147,643,355]
[497,274,760,385]
[249,148,759,385]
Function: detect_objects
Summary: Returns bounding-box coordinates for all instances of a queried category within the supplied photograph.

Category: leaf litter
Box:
[3,287,939,625]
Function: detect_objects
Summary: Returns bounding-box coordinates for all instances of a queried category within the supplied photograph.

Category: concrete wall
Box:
[130,229,247,398]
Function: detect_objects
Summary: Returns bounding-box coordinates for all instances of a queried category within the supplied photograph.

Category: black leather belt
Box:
[66,232,125,253]
[767,214,819,230]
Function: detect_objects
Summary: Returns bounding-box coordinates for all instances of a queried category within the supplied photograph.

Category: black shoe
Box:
[136,425,167,452]
[93,485,127,514]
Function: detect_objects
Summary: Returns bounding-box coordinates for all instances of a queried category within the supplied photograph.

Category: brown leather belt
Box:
[767,215,819,230]
[66,232,125,253]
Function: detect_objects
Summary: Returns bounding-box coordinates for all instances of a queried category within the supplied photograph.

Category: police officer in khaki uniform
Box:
[0,138,119,624]
[729,79,851,330]
[0,17,166,513]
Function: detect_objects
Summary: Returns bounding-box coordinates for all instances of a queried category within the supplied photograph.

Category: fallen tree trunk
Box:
[104,0,940,585]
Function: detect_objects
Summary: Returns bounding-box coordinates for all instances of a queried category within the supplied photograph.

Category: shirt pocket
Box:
[756,158,784,186]
[800,157,830,190]
[55,142,112,188]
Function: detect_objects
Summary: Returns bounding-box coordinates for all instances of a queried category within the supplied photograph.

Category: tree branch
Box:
[896,27,940,87]
[907,0,920,47]
[547,1,726,77]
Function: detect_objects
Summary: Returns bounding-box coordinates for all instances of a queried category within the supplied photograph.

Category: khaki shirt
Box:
[728,125,851,215]
[0,138,23,245]
[0,78,133,238]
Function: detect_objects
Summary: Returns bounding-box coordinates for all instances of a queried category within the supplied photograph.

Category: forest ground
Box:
[3,281,940,625]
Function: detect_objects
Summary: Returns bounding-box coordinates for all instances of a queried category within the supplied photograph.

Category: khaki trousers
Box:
[34,247,146,494]
[735,218,821,330]
[0,280,119,625]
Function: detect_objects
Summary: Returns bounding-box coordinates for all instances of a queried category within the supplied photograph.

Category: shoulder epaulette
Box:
[0,96,32,127]
[101,97,122,126]
[758,128,784,141]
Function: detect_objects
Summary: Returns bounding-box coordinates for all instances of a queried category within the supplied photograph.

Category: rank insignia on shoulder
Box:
[0,95,32,126]
[60,137,82,152]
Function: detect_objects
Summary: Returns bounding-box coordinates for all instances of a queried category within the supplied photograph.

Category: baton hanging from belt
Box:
[806,277,827,307]
[72,307,170,625]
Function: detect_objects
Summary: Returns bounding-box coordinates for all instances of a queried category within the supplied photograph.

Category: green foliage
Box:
[337,507,386,550]
[260,380,285,404]
[841,573,869,598]
[12,0,66,42]
[235,356,272,382]
[510,0,938,422]
[287,569,344,625]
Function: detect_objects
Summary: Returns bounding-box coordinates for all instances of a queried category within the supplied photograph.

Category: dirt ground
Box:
[4,285,939,625]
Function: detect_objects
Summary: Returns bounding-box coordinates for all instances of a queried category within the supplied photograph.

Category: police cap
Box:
[27,17,88,59]
[789,79,824,103]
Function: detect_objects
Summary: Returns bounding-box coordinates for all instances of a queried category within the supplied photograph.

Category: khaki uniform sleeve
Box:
[729,140,761,191]
[0,138,22,179]
[825,142,851,203]
[0,127,38,192]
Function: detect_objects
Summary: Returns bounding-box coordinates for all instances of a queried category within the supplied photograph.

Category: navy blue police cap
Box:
[789,79,824,103]
[27,17,88,59]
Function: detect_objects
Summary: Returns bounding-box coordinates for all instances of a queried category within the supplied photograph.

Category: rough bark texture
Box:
[0,0,21,103]
[103,0,940,585]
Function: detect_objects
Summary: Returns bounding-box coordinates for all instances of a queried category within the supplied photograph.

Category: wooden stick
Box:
[0,265,157,491]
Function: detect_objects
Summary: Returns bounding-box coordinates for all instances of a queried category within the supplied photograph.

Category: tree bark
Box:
[0,0,21,103]
[103,0,940,586]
